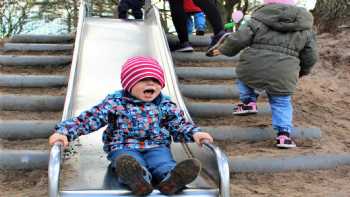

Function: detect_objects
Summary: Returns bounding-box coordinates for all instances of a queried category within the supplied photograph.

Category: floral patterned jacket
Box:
[54,90,200,153]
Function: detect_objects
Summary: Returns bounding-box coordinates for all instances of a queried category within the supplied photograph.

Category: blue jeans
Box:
[236,79,259,104]
[186,12,206,34]
[236,79,293,133]
[108,145,176,183]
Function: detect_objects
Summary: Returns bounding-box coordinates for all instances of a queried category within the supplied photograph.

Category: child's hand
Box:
[212,49,222,56]
[49,133,69,149]
[206,49,222,57]
[193,132,214,145]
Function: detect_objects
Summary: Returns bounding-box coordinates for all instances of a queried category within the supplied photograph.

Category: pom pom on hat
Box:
[121,56,165,92]
[263,0,296,5]
[232,10,244,23]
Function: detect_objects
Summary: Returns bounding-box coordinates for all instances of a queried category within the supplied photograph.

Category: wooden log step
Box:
[0,74,67,87]
[3,43,74,52]
[176,67,236,80]
[0,95,64,111]
[9,34,74,44]
[172,52,239,62]
[0,55,72,66]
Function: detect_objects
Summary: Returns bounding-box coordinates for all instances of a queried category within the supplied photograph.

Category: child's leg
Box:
[158,159,201,194]
[143,146,177,183]
[233,79,258,114]
[236,79,258,104]
[193,12,206,32]
[268,94,296,148]
[186,14,194,35]
[110,149,153,195]
[144,146,201,194]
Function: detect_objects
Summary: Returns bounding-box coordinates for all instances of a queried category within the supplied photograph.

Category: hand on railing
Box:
[193,132,214,146]
[49,133,69,149]
[207,49,222,57]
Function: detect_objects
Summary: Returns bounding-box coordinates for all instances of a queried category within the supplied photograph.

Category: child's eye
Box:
[142,78,160,84]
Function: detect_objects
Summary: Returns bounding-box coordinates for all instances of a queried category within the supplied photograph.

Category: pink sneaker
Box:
[233,102,258,115]
[276,134,296,148]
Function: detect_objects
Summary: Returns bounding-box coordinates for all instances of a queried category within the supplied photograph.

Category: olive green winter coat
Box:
[218,3,318,95]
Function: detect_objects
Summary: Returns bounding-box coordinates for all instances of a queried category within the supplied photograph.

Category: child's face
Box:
[130,78,162,102]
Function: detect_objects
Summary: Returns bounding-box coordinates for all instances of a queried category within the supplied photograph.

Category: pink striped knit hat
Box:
[264,0,296,5]
[121,56,165,92]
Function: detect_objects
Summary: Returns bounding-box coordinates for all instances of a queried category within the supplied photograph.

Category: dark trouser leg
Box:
[131,0,144,19]
[168,0,189,43]
[118,0,129,19]
[192,0,223,35]
[132,9,143,19]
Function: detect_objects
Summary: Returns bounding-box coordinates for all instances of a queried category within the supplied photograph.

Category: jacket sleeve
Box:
[218,22,255,57]
[162,101,201,142]
[54,95,114,141]
[299,31,318,76]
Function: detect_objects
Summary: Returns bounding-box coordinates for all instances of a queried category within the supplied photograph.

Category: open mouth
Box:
[143,88,155,95]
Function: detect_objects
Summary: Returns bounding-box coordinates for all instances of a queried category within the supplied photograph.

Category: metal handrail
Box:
[203,142,230,197]
[61,0,87,121]
[48,143,63,197]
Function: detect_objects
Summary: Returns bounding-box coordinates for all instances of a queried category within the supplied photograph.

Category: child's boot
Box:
[158,158,201,195]
[233,102,258,115]
[276,130,296,148]
[115,155,153,196]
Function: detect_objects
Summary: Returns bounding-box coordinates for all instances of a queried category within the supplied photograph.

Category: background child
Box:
[117,0,144,19]
[168,0,228,53]
[184,0,206,36]
[49,56,213,195]
[208,0,318,148]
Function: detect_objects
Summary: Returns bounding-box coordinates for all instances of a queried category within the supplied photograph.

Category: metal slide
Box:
[48,1,230,196]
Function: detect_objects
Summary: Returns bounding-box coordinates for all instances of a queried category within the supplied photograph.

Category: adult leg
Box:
[192,0,223,35]
[168,0,189,44]
[131,0,144,19]
[192,0,229,55]
[118,0,129,19]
